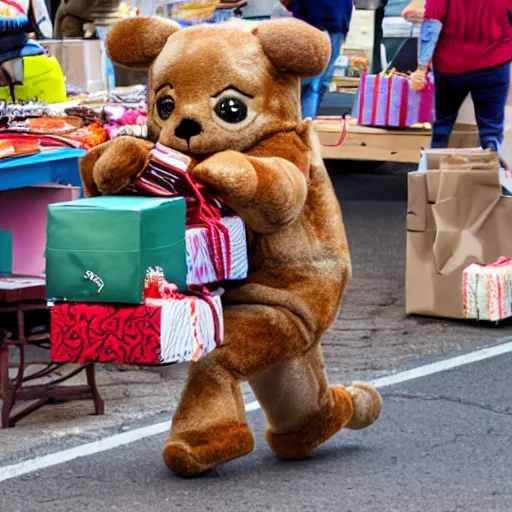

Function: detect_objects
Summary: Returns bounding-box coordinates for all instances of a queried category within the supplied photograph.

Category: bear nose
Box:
[174,118,202,141]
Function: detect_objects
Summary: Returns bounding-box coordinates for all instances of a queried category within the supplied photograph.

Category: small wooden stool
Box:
[0,276,104,428]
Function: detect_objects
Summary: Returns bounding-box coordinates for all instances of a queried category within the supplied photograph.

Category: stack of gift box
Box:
[47,145,248,365]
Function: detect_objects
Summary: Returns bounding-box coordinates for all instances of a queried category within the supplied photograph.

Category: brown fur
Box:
[266,386,354,460]
[80,17,382,477]
[164,422,254,477]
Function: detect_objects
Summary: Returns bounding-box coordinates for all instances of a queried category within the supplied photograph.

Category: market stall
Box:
[315,0,479,163]
[0,0,248,427]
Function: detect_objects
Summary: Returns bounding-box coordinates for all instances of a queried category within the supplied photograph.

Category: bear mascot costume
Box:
[80,16,382,477]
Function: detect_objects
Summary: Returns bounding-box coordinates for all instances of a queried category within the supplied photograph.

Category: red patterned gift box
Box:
[50,277,224,365]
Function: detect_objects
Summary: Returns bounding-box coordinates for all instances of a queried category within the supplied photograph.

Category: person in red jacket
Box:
[411,0,512,165]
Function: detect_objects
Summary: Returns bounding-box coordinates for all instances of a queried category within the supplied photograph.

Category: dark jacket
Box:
[293,0,353,34]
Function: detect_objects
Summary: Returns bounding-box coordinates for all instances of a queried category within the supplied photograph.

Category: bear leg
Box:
[163,359,254,478]
[249,345,382,460]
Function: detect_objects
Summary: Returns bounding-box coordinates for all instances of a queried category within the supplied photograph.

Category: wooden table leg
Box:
[0,343,13,428]
[86,364,105,416]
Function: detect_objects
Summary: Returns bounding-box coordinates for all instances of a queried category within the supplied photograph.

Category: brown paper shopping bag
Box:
[406,151,512,319]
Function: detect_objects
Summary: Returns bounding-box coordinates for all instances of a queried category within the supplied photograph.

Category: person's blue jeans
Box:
[432,62,511,152]
[301,32,345,119]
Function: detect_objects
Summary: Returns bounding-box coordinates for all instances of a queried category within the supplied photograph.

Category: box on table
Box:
[406,149,512,319]
[46,196,187,304]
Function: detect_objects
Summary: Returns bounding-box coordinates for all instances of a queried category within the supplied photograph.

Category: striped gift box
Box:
[463,258,512,322]
[355,72,434,128]
[186,216,248,286]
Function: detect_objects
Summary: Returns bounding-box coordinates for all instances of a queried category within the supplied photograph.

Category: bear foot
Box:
[345,382,382,430]
[265,386,354,460]
[163,421,254,477]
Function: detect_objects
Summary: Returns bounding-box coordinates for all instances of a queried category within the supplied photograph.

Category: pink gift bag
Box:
[355,72,434,128]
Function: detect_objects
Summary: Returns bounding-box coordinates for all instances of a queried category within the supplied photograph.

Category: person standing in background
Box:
[291,0,354,119]
[372,0,388,73]
[410,0,512,166]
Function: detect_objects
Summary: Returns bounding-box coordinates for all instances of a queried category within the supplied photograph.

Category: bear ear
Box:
[106,17,181,69]
[252,18,331,78]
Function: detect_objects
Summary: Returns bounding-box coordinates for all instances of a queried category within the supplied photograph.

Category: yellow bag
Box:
[0,55,67,104]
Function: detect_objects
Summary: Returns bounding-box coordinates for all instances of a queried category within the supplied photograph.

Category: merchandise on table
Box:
[50,287,224,365]
[103,105,147,139]
[355,71,434,128]
[65,84,89,99]
[64,105,104,125]
[0,100,46,118]
[0,113,108,150]
[7,115,83,133]
[0,131,87,149]
[84,85,147,106]
[46,196,188,304]
[0,137,40,159]
[463,258,512,322]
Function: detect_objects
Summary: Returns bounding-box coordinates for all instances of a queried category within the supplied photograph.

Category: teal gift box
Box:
[0,230,12,274]
[46,196,187,304]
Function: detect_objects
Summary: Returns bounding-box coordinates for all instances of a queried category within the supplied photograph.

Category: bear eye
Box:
[157,96,175,120]
[214,97,248,124]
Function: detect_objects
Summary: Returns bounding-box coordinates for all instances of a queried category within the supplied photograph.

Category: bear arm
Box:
[192,149,308,234]
[80,137,154,197]
[192,131,310,233]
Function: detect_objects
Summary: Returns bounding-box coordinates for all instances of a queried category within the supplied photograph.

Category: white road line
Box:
[1,339,512,483]
[369,340,512,389]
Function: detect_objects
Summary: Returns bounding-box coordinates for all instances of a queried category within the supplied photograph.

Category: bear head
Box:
[105,16,331,157]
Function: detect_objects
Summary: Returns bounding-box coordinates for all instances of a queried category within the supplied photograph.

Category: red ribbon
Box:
[316,116,347,147]
[371,74,381,126]
[399,78,409,128]
[129,148,232,282]
[385,75,394,126]
[358,72,367,125]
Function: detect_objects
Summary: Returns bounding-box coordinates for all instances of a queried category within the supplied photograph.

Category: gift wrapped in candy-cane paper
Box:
[463,257,512,322]
[355,71,434,128]
[50,268,224,365]
[186,215,248,286]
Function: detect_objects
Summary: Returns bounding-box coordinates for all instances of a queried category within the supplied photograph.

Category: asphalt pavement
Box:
[1,350,511,512]
[2,162,512,511]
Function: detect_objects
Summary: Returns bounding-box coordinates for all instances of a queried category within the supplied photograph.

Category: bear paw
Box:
[345,382,382,430]
[266,386,355,460]
[163,421,254,478]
